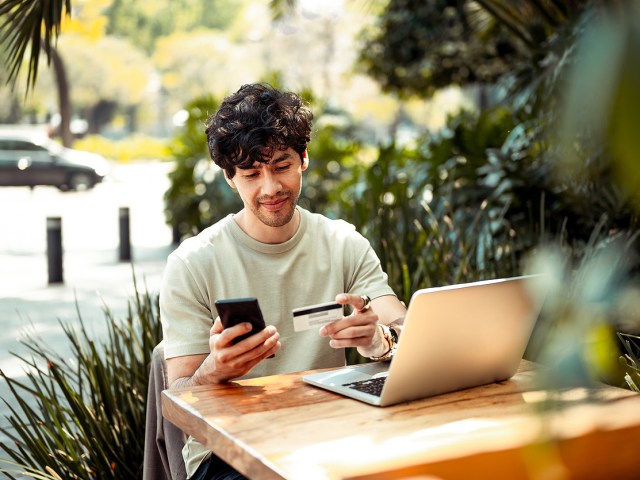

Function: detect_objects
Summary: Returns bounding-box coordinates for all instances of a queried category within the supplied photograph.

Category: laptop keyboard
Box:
[343,376,387,397]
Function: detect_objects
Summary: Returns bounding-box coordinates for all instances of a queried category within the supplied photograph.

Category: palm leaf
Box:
[0,0,71,89]
[268,0,296,21]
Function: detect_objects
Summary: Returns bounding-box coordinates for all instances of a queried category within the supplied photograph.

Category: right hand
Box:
[199,317,281,383]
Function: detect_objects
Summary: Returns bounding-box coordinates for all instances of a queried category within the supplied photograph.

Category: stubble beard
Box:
[252,190,299,228]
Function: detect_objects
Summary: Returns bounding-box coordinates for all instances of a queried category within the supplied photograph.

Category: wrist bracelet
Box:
[369,324,397,362]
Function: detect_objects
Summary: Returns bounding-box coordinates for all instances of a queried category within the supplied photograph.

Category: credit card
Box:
[292,301,343,332]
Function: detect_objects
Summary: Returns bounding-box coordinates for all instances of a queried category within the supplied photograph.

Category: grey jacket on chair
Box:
[143,341,187,480]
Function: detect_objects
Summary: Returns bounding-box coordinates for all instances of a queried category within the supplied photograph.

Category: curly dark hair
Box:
[205,83,313,179]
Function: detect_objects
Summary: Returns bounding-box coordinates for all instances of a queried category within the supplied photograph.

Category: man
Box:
[160,83,407,479]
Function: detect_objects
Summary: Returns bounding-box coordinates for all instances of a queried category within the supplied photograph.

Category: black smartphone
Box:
[214,297,267,344]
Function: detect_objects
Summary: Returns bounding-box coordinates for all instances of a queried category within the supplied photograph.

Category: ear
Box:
[223,170,236,189]
[301,150,309,171]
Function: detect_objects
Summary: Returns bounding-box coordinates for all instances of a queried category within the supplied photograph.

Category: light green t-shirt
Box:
[159,206,396,477]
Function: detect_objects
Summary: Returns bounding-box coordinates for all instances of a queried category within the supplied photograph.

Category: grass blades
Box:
[619,333,640,392]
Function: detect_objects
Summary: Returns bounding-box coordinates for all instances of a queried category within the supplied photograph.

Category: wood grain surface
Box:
[162,361,640,480]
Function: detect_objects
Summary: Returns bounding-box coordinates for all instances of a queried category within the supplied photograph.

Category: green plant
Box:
[328,107,533,303]
[619,333,640,392]
[73,134,171,163]
[300,105,363,218]
[0,276,162,479]
[163,94,244,241]
[522,233,639,391]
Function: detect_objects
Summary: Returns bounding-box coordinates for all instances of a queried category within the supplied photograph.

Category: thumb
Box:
[211,317,224,335]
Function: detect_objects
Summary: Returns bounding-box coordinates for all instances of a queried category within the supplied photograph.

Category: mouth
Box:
[260,196,289,211]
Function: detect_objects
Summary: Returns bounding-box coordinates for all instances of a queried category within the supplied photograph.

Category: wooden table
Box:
[162,361,640,480]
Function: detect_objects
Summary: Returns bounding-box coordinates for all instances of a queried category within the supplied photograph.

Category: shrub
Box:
[163,95,244,242]
[0,277,162,479]
[523,233,640,389]
[74,134,171,162]
[619,333,640,392]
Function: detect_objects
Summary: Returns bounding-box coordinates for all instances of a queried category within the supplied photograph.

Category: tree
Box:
[0,0,73,145]
[359,0,514,99]
[104,0,241,53]
[358,0,588,109]
[153,29,263,117]
[57,34,154,134]
[0,0,70,89]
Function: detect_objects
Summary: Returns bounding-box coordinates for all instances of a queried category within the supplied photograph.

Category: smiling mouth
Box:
[260,197,289,211]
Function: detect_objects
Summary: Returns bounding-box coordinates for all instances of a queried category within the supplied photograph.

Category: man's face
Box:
[225,147,307,229]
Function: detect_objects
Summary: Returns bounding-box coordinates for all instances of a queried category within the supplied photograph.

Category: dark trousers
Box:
[191,454,247,480]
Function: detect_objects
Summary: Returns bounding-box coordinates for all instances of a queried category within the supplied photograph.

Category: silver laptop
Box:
[303,275,544,407]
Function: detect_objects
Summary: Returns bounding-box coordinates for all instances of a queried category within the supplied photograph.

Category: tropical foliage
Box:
[359,0,585,105]
[619,333,640,392]
[0,0,70,90]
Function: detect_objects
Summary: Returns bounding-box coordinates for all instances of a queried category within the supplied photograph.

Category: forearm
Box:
[169,365,220,389]
[167,353,226,389]
[170,375,198,390]
[374,295,406,331]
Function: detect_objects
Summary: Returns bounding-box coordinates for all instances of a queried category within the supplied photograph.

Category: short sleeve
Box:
[160,253,214,359]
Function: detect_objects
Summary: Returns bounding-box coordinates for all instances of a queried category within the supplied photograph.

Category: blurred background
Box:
[1,0,640,477]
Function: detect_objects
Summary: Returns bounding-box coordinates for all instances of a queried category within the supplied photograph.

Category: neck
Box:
[234,208,300,244]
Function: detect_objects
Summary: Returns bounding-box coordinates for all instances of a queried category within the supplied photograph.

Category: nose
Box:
[261,171,282,196]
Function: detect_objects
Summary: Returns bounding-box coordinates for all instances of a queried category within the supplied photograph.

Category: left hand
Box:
[318,293,389,358]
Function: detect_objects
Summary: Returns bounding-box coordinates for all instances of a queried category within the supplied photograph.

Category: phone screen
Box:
[214,297,267,344]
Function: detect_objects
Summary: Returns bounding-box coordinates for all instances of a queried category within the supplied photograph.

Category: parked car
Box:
[0,134,110,191]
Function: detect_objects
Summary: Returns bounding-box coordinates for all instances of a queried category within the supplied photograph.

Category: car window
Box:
[14,140,46,151]
[0,139,49,151]
[0,139,20,149]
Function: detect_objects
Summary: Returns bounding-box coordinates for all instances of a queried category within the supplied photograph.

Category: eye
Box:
[243,171,260,179]
[275,163,291,172]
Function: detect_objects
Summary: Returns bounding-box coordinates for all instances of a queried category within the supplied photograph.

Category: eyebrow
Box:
[242,151,293,170]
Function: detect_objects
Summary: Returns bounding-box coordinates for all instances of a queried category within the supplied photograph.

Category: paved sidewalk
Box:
[0,246,172,373]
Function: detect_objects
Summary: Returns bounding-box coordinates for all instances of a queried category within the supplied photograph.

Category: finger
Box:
[335,293,365,308]
[222,325,278,357]
[212,317,224,334]
[229,340,281,375]
[335,293,372,312]
[218,329,280,367]
[329,335,373,349]
[320,310,377,336]
[328,323,377,341]
[241,325,279,351]
[219,322,254,345]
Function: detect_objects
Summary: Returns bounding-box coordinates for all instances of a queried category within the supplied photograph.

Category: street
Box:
[0,160,175,466]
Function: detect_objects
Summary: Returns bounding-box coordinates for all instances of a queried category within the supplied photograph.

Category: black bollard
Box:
[119,207,132,262]
[172,223,181,246]
[46,217,63,284]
